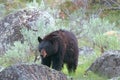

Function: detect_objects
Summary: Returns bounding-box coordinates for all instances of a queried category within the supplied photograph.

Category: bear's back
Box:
[43,29,77,45]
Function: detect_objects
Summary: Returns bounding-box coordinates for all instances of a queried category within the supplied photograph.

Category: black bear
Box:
[37,29,79,73]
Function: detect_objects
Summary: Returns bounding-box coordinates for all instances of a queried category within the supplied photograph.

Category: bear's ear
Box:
[38,37,42,43]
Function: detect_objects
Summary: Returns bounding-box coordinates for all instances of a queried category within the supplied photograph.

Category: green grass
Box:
[61,45,109,80]
[103,10,120,28]
[62,53,108,80]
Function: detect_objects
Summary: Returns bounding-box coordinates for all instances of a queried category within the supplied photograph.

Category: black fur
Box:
[38,29,79,73]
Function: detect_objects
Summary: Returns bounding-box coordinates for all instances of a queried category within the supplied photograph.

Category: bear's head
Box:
[38,36,58,58]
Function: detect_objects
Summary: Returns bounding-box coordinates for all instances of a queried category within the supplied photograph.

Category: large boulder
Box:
[0,63,67,80]
[85,50,120,79]
[0,8,55,55]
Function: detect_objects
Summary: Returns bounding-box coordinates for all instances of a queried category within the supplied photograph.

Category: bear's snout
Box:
[40,49,47,58]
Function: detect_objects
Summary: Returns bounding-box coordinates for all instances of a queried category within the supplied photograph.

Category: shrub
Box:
[93,34,120,53]
[1,41,32,66]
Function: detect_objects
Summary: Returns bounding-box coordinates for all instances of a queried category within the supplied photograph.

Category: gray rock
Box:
[0,63,67,80]
[0,8,55,54]
[85,50,120,79]
[79,46,95,56]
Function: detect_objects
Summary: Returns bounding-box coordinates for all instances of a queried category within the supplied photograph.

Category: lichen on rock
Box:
[0,63,67,80]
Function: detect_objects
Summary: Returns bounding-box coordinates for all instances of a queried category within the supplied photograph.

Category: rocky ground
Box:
[85,50,120,79]
[0,63,67,80]
[0,8,55,55]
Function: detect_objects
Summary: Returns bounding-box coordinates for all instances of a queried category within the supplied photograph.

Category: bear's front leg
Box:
[52,55,63,71]
[41,57,51,67]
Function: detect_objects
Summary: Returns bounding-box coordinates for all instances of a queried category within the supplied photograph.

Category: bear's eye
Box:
[39,50,41,52]
[39,47,42,51]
